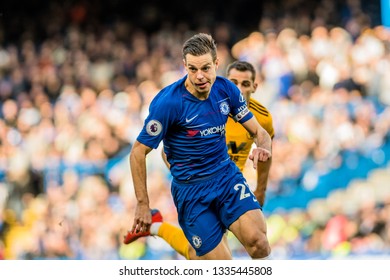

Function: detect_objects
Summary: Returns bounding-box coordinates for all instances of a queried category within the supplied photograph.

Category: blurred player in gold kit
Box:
[225,61,274,207]
[124,61,274,259]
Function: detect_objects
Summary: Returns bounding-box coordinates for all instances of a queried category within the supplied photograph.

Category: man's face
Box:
[227,68,257,102]
[184,53,218,98]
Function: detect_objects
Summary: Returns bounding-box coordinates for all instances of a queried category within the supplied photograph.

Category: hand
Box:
[131,204,152,234]
[249,147,271,169]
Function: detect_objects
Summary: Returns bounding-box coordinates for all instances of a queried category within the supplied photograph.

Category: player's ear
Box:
[253,82,258,92]
[215,58,219,69]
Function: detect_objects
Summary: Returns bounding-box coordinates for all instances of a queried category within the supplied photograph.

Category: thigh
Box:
[229,209,268,247]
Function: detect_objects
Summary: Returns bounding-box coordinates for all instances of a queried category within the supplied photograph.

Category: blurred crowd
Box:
[1,0,390,259]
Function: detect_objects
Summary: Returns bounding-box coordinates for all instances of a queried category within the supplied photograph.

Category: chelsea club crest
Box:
[192,235,202,248]
[219,101,230,115]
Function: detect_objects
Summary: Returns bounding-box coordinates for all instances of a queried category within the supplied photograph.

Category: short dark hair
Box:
[182,33,217,62]
[226,61,256,82]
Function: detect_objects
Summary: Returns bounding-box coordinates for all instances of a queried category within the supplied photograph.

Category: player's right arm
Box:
[129,140,153,234]
[161,149,170,169]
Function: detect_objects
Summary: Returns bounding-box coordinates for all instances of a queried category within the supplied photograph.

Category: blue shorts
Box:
[171,161,261,256]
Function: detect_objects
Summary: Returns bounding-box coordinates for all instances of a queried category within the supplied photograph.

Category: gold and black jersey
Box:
[226,98,274,171]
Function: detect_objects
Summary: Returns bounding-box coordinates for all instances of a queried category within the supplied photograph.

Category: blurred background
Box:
[0,0,390,260]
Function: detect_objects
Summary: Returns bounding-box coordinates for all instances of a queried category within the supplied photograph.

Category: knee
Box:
[246,234,271,259]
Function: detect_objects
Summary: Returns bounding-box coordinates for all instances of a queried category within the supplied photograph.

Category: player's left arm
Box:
[241,116,272,169]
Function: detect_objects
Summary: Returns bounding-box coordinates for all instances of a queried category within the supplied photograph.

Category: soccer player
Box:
[124,60,274,259]
[127,33,272,259]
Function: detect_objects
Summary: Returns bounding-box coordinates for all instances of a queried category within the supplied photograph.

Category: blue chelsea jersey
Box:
[137,75,253,181]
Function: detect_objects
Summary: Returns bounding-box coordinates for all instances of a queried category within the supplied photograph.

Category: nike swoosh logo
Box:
[186,115,198,123]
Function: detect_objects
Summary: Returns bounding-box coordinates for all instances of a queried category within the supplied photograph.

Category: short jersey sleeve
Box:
[137,91,178,149]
